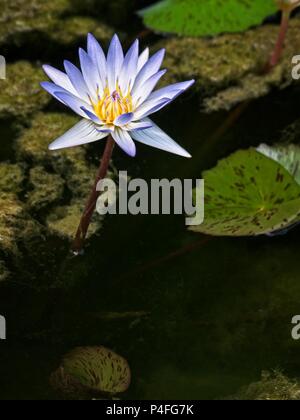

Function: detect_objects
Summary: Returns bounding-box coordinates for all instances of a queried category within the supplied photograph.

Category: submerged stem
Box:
[265,9,291,72]
[71,135,115,255]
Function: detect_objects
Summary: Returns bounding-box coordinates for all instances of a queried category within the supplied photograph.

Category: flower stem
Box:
[71,135,115,255]
[265,9,291,72]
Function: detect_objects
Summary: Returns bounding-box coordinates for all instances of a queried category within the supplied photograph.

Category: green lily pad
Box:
[257,144,300,185]
[139,0,277,37]
[51,346,131,398]
[190,149,300,237]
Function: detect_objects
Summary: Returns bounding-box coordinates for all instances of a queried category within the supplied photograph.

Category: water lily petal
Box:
[79,48,102,101]
[124,120,153,131]
[112,128,136,157]
[119,40,139,94]
[149,80,195,102]
[114,112,134,127]
[107,34,124,92]
[64,60,90,102]
[132,49,165,94]
[132,69,167,107]
[133,97,170,120]
[137,48,149,72]
[87,33,107,90]
[42,65,77,96]
[55,91,93,118]
[131,119,191,158]
[97,124,115,133]
[49,119,107,150]
[40,81,71,104]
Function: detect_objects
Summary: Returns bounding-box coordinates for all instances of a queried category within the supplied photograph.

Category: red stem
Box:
[71,135,115,255]
[266,9,291,72]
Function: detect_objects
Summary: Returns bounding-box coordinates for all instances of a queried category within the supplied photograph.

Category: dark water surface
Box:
[1,83,300,400]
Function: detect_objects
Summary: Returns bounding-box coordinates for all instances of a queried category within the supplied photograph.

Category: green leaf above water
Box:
[51,346,131,398]
[257,144,300,186]
[190,149,300,237]
[139,0,278,37]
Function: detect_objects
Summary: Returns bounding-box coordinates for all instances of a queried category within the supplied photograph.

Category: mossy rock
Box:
[26,166,65,213]
[0,0,113,52]
[227,371,300,400]
[0,162,24,195]
[16,112,103,198]
[0,62,50,119]
[158,17,300,112]
[46,199,102,241]
[0,194,43,257]
[16,112,79,163]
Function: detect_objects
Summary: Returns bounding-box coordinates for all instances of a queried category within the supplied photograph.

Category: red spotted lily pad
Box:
[190,148,300,236]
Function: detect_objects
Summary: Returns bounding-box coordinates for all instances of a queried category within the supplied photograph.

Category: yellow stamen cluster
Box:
[92,86,133,125]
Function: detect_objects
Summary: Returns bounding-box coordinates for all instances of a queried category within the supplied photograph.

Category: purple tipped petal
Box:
[81,107,103,124]
[87,33,107,89]
[132,69,167,107]
[132,49,165,94]
[133,97,170,120]
[112,128,136,157]
[42,65,77,95]
[49,119,107,150]
[64,60,90,102]
[131,119,191,158]
[119,40,139,93]
[55,91,92,118]
[149,80,195,102]
[114,112,134,126]
[107,34,124,92]
[125,120,153,131]
[40,81,70,104]
[79,48,102,100]
[137,48,149,72]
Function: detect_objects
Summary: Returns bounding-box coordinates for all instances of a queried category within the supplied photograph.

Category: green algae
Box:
[0,194,43,257]
[227,371,300,400]
[46,199,102,240]
[26,166,65,213]
[16,112,108,240]
[0,0,113,52]
[0,163,24,195]
[158,17,300,112]
[0,62,50,119]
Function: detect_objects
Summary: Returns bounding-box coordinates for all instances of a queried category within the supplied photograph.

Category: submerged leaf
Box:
[139,0,277,37]
[190,149,300,237]
[51,346,131,398]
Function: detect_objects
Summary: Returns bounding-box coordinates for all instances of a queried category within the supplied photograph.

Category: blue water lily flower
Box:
[41,34,194,158]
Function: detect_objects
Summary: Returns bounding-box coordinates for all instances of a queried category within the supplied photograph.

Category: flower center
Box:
[92,86,133,125]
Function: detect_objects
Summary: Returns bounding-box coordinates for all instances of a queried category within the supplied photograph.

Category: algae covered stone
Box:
[46,200,102,240]
[158,17,300,112]
[0,62,50,119]
[26,166,65,213]
[0,0,113,50]
[227,371,300,400]
[0,163,24,195]
[0,194,43,256]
